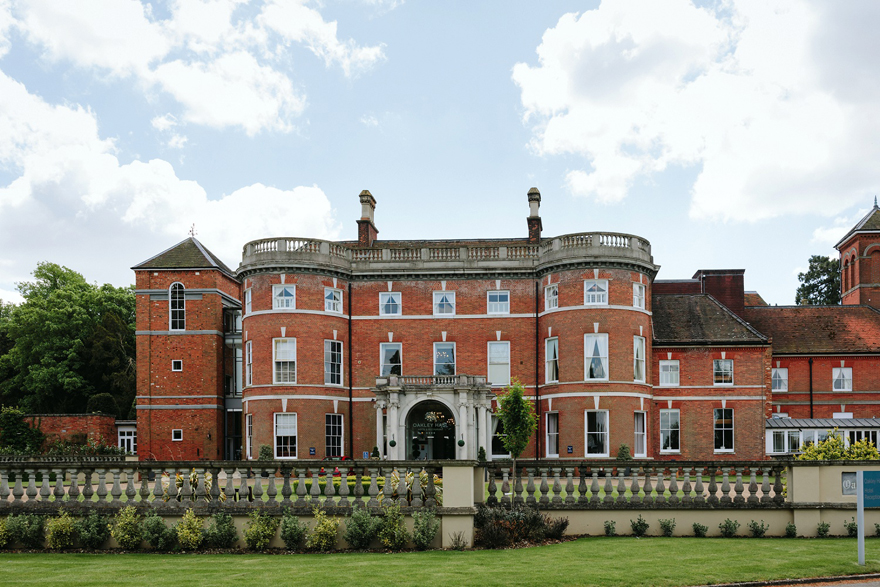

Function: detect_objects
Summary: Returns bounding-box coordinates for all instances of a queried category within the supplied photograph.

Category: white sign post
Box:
[858,470,865,566]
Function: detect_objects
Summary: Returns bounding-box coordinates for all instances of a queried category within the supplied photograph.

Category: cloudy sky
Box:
[0,0,877,305]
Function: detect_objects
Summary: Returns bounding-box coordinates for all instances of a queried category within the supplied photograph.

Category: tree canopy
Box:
[795,255,841,305]
[496,378,537,461]
[0,262,136,418]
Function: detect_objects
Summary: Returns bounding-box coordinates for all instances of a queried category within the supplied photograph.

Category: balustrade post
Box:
[529,468,541,506]
[152,469,165,503]
[760,468,771,504]
[13,470,24,505]
[746,469,759,505]
[720,467,732,505]
[381,468,395,506]
[486,468,498,506]
[694,467,705,505]
[655,471,667,506]
[223,468,235,503]
[194,468,208,505]
[280,468,292,507]
[602,469,613,504]
[425,467,437,509]
[615,470,627,505]
[500,469,511,507]
[367,468,380,508]
[630,468,641,505]
[209,468,222,503]
[68,469,80,502]
[772,466,785,504]
[180,469,194,508]
[0,470,9,506]
[410,468,423,508]
[564,468,575,506]
[551,468,562,505]
[576,467,588,505]
[54,468,66,502]
[310,468,323,506]
[338,468,351,508]
[296,469,308,507]
[707,467,719,505]
[733,467,745,504]
[590,471,600,505]
[513,465,524,505]
[39,468,52,502]
[352,469,365,508]
[668,469,680,506]
[643,467,654,505]
[323,467,336,507]
[125,469,137,505]
[266,467,278,505]
[252,468,265,505]
[110,469,124,505]
[681,468,692,505]
[138,469,151,504]
[95,469,108,504]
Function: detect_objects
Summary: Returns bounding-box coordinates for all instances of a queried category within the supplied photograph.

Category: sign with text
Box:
[363,451,370,459]
[309,447,316,456]
[863,471,880,507]
[843,472,857,495]
[856,470,880,566]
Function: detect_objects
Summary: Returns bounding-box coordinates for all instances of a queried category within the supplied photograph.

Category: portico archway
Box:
[406,400,457,460]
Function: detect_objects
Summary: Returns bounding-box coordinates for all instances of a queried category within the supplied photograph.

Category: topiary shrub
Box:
[412,509,440,551]
[307,507,340,552]
[604,520,616,537]
[719,518,740,538]
[111,506,142,550]
[258,445,273,461]
[785,522,797,538]
[477,447,487,462]
[659,518,676,537]
[343,506,380,550]
[45,512,77,549]
[204,512,238,549]
[280,509,308,550]
[6,514,44,548]
[616,444,633,461]
[817,521,830,538]
[244,511,278,551]
[693,522,708,538]
[748,520,769,538]
[142,511,177,551]
[630,515,649,537]
[378,503,409,551]
[77,512,110,549]
[176,509,204,550]
[86,393,119,416]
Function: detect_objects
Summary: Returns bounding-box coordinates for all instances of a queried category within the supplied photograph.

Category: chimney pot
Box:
[526,187,542,243]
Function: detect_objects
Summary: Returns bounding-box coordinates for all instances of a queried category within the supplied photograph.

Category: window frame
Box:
[433,342,456,376]
[713,359,734,386]
[272,284,296,309]
[584,410,609,457]
[324,340,343,386]
[244,288,252,315]
[545,284,558,310]
[583,279,609,306]
[117,428,137,454]
[659,360,680,387]
[660,409,680,453]
[246,413,253,459]
[274,412,298,459]
[833,367,853,391]
[379,292,401,316]
[245,340,253,387]
[771,368,788,392]
[545,337,559,384]
[584,333,609,381]
[171,360,183,372]
[169,282,185,331]
[633,283,646,309]
[487,290,510,315]
[432,291,456,316]
[633,336,646,383]
[487,341,511,386]
[633,411,647,458]
[713,408,734,453]
[491,415,510,459]
[546,412,559,458]
[172,429,183,442]
[324,287,343,313]
[325,413,343,458]
[380,342,402,376]
[273,337,297,384]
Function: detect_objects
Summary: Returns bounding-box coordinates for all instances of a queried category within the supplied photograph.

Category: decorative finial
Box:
[188,223,197,237]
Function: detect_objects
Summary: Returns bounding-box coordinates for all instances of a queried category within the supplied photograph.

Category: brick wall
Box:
[27,414,117,446]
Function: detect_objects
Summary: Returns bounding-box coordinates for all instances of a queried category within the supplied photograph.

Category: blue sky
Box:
[0,0,878,306]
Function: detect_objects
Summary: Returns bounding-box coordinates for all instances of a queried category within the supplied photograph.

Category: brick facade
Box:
[26,414,117,446]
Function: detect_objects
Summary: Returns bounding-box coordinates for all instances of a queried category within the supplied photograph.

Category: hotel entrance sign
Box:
[856,470,880,565]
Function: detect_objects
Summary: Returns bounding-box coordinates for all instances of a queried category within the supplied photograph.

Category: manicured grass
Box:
[1,537,879,586]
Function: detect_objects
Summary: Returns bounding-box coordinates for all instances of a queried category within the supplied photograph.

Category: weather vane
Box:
[188,223,197,237]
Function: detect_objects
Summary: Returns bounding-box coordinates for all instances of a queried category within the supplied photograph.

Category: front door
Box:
[406,400,456,460]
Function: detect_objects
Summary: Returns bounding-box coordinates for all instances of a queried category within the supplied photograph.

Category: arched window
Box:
[170,283,185,331]
[873,250,880,284]
[843,258,850,292]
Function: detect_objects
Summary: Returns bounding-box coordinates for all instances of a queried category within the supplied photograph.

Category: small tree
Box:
[495,378,538,483]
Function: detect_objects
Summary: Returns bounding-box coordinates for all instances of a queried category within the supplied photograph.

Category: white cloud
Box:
[151,114,178,131]
[10,0,384,134]
[0,0,14,58]
[360,114,378,127]
[0,69,339,294]
[167,134,188,149]
[513,0,880,222]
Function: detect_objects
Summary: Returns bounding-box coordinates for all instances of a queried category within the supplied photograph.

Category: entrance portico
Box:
[374,375,494,460]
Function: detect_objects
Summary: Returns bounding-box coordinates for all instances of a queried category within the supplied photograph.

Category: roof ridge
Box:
[131,237,193,269]
[702,293,769,342]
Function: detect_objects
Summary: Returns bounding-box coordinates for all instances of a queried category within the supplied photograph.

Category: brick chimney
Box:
[527,187,542,244]
[356,190,379,247]
[693,269,745,316]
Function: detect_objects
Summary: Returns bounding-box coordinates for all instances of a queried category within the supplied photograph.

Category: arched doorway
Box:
[405,400,456,460]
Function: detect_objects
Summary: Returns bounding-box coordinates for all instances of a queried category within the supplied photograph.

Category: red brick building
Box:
[131,192,880,462]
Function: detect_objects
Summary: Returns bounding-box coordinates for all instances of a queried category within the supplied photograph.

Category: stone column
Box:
[375,401,385,459]
[388,393,399,460]
[466,400,476,460]
[478,405,487,456]
[457,390,468,460]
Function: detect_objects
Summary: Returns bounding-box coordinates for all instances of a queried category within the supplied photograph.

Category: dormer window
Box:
[169,283,185,331]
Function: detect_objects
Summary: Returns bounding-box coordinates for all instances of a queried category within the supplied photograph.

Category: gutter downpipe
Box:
[535,280,541,460]
[809,357,814,418]
[348,281,354,459]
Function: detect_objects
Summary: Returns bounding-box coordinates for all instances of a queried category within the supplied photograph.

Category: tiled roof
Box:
[744,291,768,306]
[742,305,880,354]
[835,201,880,248]
[652,294,768,345]
[766,418,880,429]
[132,237,236,277]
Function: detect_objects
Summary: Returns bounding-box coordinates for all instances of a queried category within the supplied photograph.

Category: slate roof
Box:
[835,199,880,248]
[741,305,880,354]
[652,294,768,345]
[766,418,880,429]
[132,237,236,277]
[744,291,768,306]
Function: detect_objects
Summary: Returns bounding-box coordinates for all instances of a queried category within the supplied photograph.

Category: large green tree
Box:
[0,263,136,417]
[795,255,841,305]
[495,378,538,478]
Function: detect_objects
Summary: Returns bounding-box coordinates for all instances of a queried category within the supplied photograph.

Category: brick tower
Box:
[837,197,880,308]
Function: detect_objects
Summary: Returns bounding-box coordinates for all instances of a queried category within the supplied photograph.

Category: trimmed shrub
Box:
[77,512,110,549]
[544,515,569,540]
[817,521,830,538]
[474,506,512,549]
[616,444,632,461]
[604,520,616,537]
[176,509,204,550]
[659,518,676,537]
[258,445,273,461]
[244,511,278,551]
[719,519,740,538]
[785,522,797,538]
[204,512,238,549]
[343,506,380,550]
[875,523,880,537]
[412,509,440,551]
[280,509,308,550]
[378,503,409,551]
[112,507,142,550]
[308,508,340,552]
[0,517,9,548]
[142,511,177,551]
[45,512,77,549]
[630,515,649,537]
[477,447,487,462]
[86,393,118,416]
[693,522,708,538]
[6,514,44,548]
[844,517,858,538]
[748,520,769,538]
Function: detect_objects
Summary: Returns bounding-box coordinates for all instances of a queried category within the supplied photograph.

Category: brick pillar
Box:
[527,187,542,244]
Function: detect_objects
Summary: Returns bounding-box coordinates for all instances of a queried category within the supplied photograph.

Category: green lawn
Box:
[1,537,878,586]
